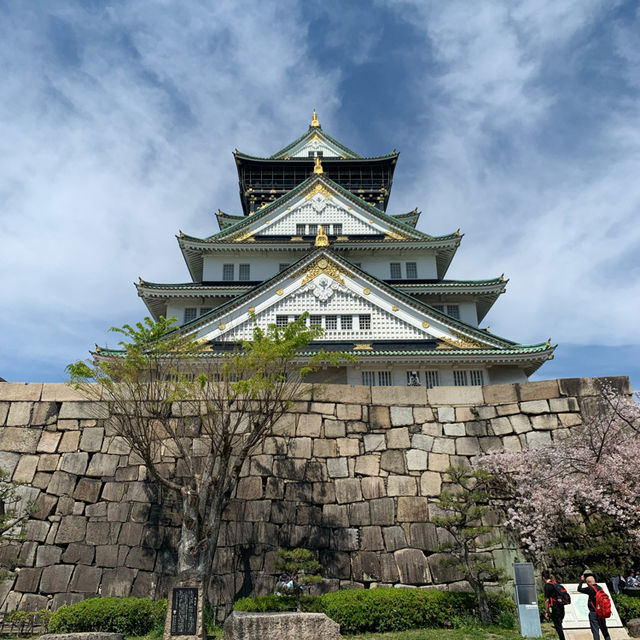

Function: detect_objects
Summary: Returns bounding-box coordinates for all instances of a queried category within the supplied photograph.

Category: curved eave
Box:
[216,211,244,230]
[213,174,447,244]
[391,210,421,227]
[234,151,398,163]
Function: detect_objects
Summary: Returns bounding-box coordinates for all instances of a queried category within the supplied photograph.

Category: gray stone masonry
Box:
[224,612,341,640]
[0,376,631,613]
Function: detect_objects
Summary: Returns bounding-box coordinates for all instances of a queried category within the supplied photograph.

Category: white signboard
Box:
[561,583,623,629]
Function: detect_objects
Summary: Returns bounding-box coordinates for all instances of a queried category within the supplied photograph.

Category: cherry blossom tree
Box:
[481,385,640,577]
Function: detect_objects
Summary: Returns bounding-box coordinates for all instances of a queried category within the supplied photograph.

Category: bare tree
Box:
[67,315,342,598]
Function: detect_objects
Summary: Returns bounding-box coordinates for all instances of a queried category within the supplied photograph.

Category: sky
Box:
[1,0,639,389]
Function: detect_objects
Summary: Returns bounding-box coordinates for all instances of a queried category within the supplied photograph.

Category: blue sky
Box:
[1,0,639,389]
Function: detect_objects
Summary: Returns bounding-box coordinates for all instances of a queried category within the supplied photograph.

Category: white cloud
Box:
[388,0,640,347]
[0,1,340,379]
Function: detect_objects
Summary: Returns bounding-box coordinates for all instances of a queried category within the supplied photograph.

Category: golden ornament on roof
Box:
[311,109,320,127]
[313,156,323,174]
[315,225,329,247]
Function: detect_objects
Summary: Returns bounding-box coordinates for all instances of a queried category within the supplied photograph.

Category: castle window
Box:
[453,370,468,386]
[378,371,392,386]
[362,371,376,386]
[332,223,342,235]
[406,262,417,279]
[296,224,306,235]
[239,264,251,281]
[446,304,460,319]
[469,370,484,386]
[184,308,197,323]
[223,264,234,281]
[309,315,322,327]
[341,315,352,330]
[276,315,288,328]
[425,370,439,389]
[407,371,421,386]
[308,224,318,236]
[359,314,371,330]
[390,263,402,279]
[325,315,337,330]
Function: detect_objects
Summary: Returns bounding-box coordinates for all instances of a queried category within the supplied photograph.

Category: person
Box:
[578,571,611,640]
[625,570,638,588]
[542,570,566,640]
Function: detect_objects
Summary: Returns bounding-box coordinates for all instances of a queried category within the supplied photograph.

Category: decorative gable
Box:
[226,177,411,241]
[189,252,503,351]
[288,133,350,159]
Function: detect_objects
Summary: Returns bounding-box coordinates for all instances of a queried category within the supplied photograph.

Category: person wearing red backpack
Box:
[578,571,611,640]
[542,570,567,640]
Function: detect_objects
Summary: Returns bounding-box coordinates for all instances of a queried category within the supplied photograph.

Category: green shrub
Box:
[613,593,640,624]
[4,609,51,629]
[234,588,515,634]
[49,597,167,635]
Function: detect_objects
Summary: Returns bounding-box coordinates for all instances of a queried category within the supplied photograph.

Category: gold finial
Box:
[94,344,101,353]
[138,277,145,285]
[499,273,505,282]
[179,229,184,238]
[311,109,320,128]
[315,225,329,247]
[313,156,323,174]
[546,338,551,347]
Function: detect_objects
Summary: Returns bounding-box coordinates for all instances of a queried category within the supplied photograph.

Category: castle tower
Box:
[135,112,554,386]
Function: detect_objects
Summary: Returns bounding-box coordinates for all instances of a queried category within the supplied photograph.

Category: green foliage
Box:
[612,593,640,624]
[4,609,51,628]
[234,588,516,634]
[48,597,167,635]
[275,548,322,585]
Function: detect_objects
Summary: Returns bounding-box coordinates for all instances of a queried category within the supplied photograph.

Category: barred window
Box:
[469,370,484,386]
[325,316,337,330]
[222,264,234,281]
[407,371,421,386]
[359,314,371,330]
[332,223,342,235]
[362,371,376,386]
[341,315,352,330]
[390,263,402,279]
[425,370,439,389]
[453,370,468,386]
[309,315,322,327]
[378,371,392,386]
[446,304,460,319]
[184,308,197,323]
[239,264,250,281]
[308,224,318,236]
[296,224,306,235]
[276,315,289,328]
[406,262,418,279]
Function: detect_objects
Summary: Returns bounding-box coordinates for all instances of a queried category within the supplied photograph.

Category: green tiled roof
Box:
[269,126,363,159]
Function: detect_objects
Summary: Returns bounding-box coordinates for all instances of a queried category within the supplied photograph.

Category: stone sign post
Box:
[163,578,205,640]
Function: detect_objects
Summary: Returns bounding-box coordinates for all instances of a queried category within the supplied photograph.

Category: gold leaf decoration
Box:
[294,256,346,287]
[353,343,373,351]
[304,183,333,201]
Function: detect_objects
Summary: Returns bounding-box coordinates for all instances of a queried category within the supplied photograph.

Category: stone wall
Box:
[0,376,632,615]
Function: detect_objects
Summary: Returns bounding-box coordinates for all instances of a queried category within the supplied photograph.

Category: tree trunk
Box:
[473,580,492,625]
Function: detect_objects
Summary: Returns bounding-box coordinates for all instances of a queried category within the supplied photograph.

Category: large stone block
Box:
[386,428,411,449]
[411,434,434,451]
[58,402,109,420]
[58,430,80,452]
[326,457,349,478]
[310,402,335,416]
[312,482,335,504]
[35,545,63,567]
[7,402,33,426]
[69,565,103,592]
[55,516,87,544]
[352,551,381,582]
[531,414,559,430]
[370,498,395,526]
[397,497,429,522]
[37,431,62,453]
[363,433,386,452]
[382,526,407,552]
[429,386,483,406]
[334,478,362,504]
[526,430,552,448]
[520,400,549,414]
[509,414,532,434]
[224,612,340,640]
[482,383,518,405]
[236,477,263,500]
[336,437,359,457]
[409,522,439,550]
[428,553,465,583]
[33,493,58,520]
[40,564,74,593]
[62,544,95,565]
[428,452,450,472]
[297,414,322,437]
[125,547,155,571]
[0,383,42,401]
[322,504,349,528]
[369,406,390,429]
[40,383,86,401]
[387,475,417,496]
[48,471,77,496]
[31,402,59,426]
[333,527,359,551]
[489,417,513,436]
[324,419,346,438]
[86,453,119,477]
[354,455,380,476]
[14,567,42,592]
[456,437,480,456]
[406,449,429,471]
[313,439,337,458]
[390,406,414,427]
[73,478,102,503]
[60,452,89,475]
[436,407,456,423]
[380,450,406,474]
[360,526,384,551]
[395,548,430,584]
[517,379,559,401]
[336,404,362,421]
[80,428,105,452]
[348,502,371,526]
[0,427,40,453]
[361,476,385,499]
[319,549,350,579]
[371,386,426,406]
[13,455,39,483]
[0,451,20,477]
[420,471,442,497]
[101,567,136,597]
[443,422,465,436]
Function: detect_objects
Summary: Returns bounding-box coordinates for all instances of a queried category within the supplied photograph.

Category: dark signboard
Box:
[170,587,198,636]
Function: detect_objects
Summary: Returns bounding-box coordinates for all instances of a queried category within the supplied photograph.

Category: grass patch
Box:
[343,623,559,639]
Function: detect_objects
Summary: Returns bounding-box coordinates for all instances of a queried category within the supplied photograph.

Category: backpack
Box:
[552,582,571,606]
[593,585,612,619]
